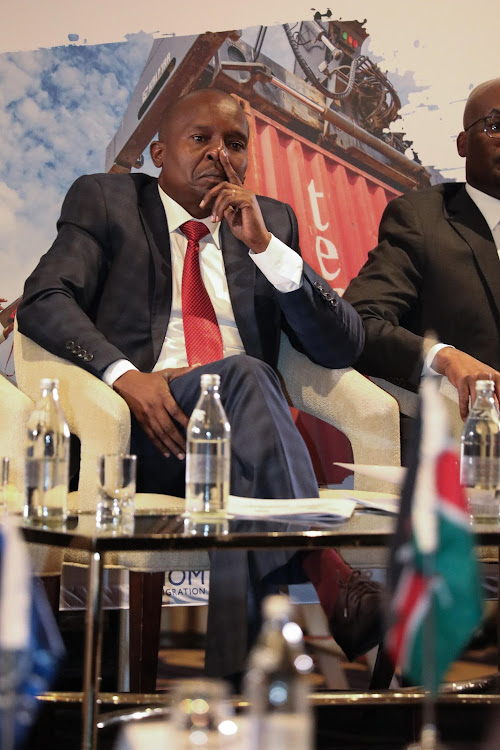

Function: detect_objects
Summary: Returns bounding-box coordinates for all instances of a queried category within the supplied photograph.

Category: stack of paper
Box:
[227,495,356,522]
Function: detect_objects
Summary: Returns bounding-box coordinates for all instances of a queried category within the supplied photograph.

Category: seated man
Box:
[18,87,381,677]
[345,78,500,424]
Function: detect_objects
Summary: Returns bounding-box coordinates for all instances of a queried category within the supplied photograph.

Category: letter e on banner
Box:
[316,236,340,281]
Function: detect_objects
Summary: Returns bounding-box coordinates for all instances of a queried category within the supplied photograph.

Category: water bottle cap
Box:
[476,379,494,391]
[200,373,220,388]
[262,594,293,620]
[40,378,59,390]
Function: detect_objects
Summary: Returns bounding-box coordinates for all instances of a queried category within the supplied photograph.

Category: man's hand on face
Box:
[432,346,500,420]
[113,367,200,459]
[199,148,271,253]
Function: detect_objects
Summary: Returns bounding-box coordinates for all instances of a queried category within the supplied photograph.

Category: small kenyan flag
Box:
[386,375,482,689]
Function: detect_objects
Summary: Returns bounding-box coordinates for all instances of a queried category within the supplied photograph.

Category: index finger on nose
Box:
[220,148,242,186]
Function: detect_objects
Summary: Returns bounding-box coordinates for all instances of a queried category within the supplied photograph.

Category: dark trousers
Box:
[130,355,319,676]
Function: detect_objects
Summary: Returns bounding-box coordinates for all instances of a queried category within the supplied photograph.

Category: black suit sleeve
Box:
[272,202,365,369]
[343,194,428,388]
[17,175,129,377]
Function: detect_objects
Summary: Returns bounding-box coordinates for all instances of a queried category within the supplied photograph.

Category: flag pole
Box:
[406,551,447,750]
[389,336,482,750]
[406,374,448,750]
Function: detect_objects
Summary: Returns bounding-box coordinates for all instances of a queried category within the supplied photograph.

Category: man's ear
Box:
[457,131,467,158]
[150,140,164,168]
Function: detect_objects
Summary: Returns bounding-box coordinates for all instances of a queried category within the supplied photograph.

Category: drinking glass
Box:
[96,454,136,534]
[170,678,240,749]
[0,457,9,513]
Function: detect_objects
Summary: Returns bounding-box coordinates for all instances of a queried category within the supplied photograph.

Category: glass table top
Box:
[17,508,500,554]
[18,509,398,553]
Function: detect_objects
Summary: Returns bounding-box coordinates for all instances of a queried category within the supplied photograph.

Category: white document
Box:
[227,495,356,521]
[347,494,400,515]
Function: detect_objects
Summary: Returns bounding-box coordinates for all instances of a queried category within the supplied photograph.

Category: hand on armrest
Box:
[431,347,500,420]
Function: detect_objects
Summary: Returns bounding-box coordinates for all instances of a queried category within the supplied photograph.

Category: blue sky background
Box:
[0,32,153,303]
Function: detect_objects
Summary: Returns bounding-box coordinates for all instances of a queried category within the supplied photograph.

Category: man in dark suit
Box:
[345,78,500,421]
[18,88,380,676]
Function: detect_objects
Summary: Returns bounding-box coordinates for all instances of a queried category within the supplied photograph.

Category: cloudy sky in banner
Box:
[0,33,153,298]
[0,0,498,311]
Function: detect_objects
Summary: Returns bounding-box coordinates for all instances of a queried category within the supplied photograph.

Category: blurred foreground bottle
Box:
[24,378,69,526]
[460,378,500,522]
[243,595,314,750]
[184,373,230,535]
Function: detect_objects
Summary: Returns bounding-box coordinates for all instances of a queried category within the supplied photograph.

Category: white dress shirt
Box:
[465,183,500,254]
[425,182,500,373]
[103,187,304,385]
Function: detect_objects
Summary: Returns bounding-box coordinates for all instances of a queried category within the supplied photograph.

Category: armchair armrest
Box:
[14,325,131,511]
[0,374,33,493]
[278,333,401,494]
[370,376,463,445]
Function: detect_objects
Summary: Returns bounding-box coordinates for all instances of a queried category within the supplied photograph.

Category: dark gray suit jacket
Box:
[344,182,500,390]
[18,172,363,374]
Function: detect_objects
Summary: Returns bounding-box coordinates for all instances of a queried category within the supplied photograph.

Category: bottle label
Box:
[186,454,230,483]
[248,714,313,750]
[24,457,68,525]
[460,456,500,488]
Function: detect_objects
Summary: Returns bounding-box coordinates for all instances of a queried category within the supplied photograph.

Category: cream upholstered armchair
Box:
[0,372,32,496]
[277,335,401,492]
[14,326,403,501]
[0,373,64,600]
[369,375,463,444]
[13,324,403,690]
[14,323,131,513]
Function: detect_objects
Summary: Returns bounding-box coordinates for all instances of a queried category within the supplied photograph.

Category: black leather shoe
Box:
[329,570,384,661]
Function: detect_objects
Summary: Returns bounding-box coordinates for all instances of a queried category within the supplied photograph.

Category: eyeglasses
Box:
[464,115,500,139]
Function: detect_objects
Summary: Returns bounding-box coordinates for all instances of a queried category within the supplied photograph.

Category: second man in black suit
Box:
[345,78,500,421]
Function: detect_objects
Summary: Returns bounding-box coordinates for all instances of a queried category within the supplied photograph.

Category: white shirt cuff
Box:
[249,234,303,292]
[103,359,138,387]
[424,343,455,376]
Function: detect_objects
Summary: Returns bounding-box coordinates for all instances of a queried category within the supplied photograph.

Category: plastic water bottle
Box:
[243,595,314,750]
[460,379,500,522]
[185,373,230,533]
[24,378,70,526]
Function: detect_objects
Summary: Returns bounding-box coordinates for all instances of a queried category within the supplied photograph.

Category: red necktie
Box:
[180,220,224,366]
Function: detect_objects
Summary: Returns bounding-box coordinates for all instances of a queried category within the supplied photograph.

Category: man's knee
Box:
[218,354,278,389]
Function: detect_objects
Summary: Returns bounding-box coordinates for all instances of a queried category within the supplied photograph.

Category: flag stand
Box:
[0,650,18,750]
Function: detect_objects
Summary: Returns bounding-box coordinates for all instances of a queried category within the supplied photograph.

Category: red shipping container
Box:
[244,107,402,484]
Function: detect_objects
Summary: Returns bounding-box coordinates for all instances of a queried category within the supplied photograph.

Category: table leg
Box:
[82,551,105,750]
[497,548,500,671]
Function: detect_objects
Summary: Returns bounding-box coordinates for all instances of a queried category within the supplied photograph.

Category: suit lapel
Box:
[446,185,500,320]
[220,221,264,359]
[137,180,173,364]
